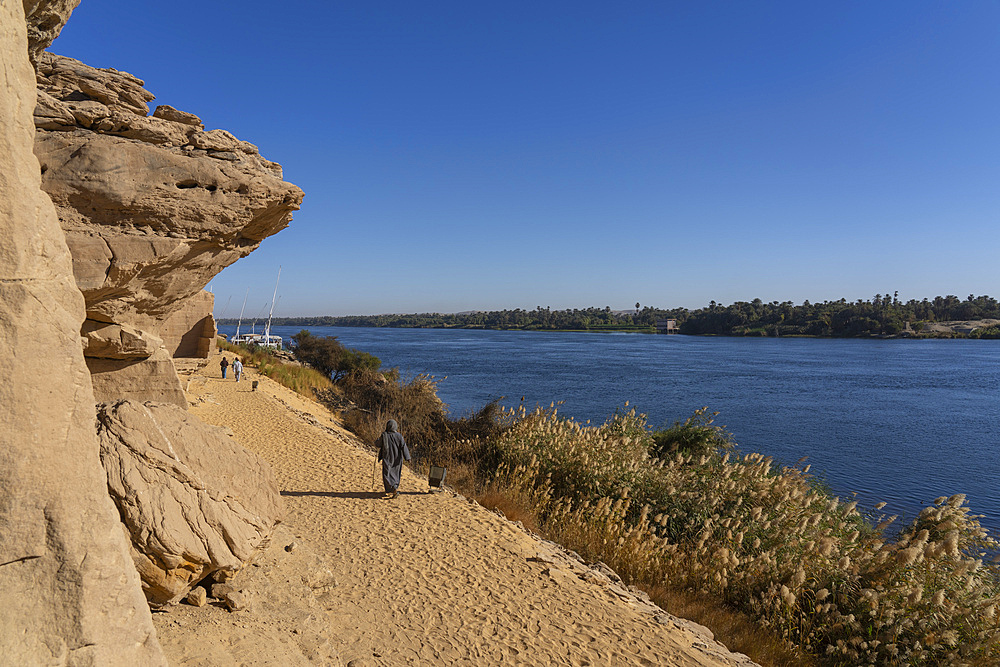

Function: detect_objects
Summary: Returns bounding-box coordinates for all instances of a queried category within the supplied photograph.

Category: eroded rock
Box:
[158,290,217,358]
[33,52,303,403]
[23,0,80,65]
[36,122,300,329]
[88,348,187,407]
[82,320,163,359]
[97,400,284,606]
[153,104,203,127]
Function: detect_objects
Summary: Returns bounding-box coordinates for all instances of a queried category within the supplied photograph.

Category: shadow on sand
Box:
[280,490,425,500]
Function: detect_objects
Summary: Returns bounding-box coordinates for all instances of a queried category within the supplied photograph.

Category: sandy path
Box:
[159,355,754,666]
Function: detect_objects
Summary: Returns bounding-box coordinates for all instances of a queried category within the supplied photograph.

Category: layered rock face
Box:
[0,0,165,662]
[160,289,218,358]
[32,54,296,603]
[98,401,285,605]
[34,51,303,403]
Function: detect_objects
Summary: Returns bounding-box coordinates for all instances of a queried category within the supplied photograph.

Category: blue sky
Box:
[54,1,1000,316]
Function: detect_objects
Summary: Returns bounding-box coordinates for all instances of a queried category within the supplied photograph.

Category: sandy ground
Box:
[153,354,757,667]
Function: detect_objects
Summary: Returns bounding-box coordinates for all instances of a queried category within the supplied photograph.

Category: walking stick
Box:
[372,458,378,492]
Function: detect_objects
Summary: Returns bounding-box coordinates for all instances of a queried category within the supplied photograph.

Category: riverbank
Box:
[219,294,1000,338]
[156,352,757,666]
[219,319,1000,338]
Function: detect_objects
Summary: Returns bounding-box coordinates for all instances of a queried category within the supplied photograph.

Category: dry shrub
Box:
[334,369,509,470]
[336,369,448,450]
[646,585,818,667]
[475,486,541,533]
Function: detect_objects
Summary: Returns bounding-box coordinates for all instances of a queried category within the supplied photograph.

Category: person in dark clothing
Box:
[220,357,229,379]
[376,420,411,499]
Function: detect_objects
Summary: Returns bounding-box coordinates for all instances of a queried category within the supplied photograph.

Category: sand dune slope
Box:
[153,356,757,666]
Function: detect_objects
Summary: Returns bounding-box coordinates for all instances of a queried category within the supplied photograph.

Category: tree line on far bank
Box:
[219,294,1000,338]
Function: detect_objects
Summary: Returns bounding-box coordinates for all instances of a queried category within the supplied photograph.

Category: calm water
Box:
[221,325,1000,532]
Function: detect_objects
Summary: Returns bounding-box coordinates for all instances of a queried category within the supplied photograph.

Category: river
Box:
[219,325,1000,533]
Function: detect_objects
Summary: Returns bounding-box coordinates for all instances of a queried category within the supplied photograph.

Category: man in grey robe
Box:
[376,420,411,498]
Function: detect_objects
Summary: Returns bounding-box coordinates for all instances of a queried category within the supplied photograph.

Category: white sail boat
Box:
[231,268,283,349]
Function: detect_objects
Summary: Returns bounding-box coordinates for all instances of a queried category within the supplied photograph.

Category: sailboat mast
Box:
[235,288,249,339]
[252,302,267,334]
[217,295,232,321]
[265,266,281,342]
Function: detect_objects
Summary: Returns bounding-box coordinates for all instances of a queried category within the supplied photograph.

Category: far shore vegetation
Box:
[219,293,1000,338]
[218,333,1000,666]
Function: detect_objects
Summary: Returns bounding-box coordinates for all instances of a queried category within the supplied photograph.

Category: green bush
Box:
[332,369,509,473]
[291,330,381,381]
[970,326,1000,339]
[650,407,735,459]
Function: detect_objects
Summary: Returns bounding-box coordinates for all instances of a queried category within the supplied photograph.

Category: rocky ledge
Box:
[34,52,304,404]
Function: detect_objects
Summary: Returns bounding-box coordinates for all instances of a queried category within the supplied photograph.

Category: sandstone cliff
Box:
[33,51,304,404]
[3,0,300,639]
[30,50,302,605]
[0,0,166,662]
[22,0,80,64]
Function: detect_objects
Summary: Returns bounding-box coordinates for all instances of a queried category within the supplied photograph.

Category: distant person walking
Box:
[233,358,243,382]
[220,357,229,379]
[376,420,411,499]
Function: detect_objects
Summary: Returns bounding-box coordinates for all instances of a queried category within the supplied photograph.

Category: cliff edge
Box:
[34,51,303,405]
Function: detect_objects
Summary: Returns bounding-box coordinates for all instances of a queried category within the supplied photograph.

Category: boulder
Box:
[33,89,76,129]
[82,319,164,359]
[0,1,165,662]
[97,400,284,605]
[186,587,208,607]
[153,104,203,127]
[189,128,240,152]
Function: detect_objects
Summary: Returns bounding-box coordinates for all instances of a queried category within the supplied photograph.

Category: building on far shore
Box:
[656,318,678,334]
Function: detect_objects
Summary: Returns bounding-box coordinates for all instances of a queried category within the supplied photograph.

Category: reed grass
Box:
[482,405,1000,666]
